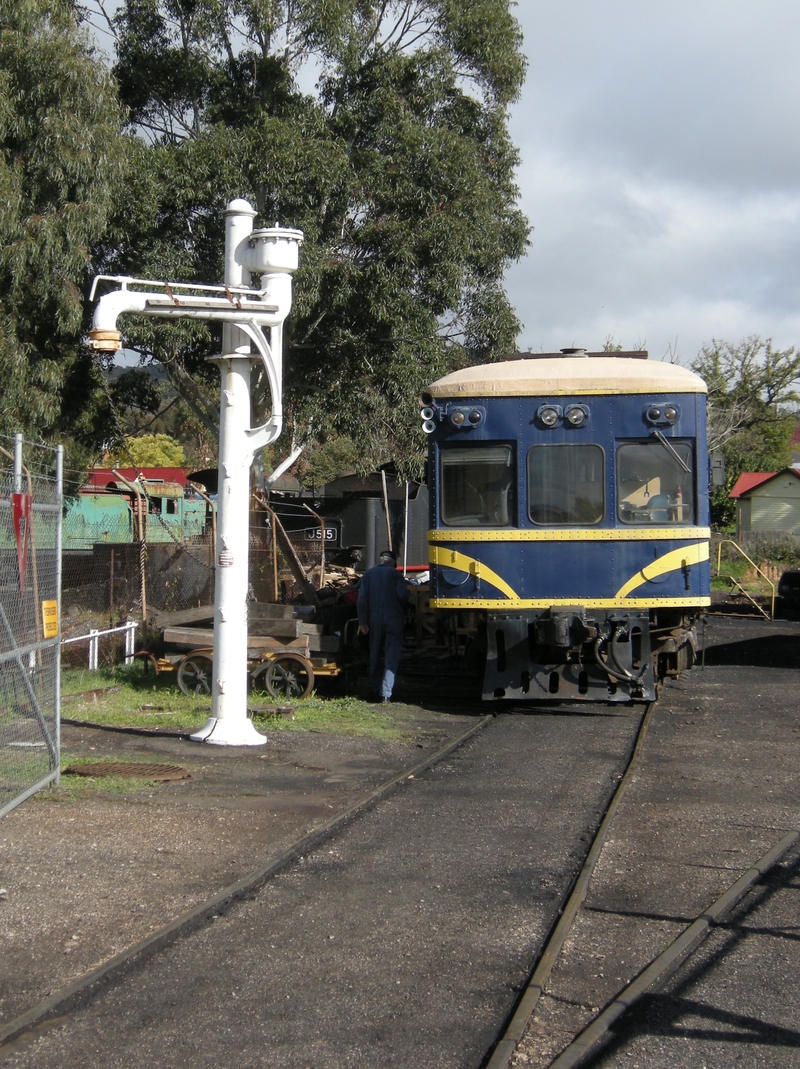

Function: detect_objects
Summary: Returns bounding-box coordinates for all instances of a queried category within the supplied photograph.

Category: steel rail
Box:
[486,700,658,1069]
[0,713,493,1052]
[548,829,800,1068]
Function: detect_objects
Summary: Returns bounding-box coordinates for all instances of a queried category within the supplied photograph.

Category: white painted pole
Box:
[191,200,267,746]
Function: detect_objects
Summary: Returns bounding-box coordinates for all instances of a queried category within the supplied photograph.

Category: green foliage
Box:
[0,0,125,452]
[92,0,529,476]
[601,335,624,352]
[108,432,188,467]
[299,435,364,486]
[692,337,800,527]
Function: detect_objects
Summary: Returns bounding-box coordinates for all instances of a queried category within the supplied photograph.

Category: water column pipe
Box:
[194,201,259,744]
[89,198,303,746]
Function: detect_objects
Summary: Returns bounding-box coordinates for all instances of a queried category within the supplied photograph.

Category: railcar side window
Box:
[440,446,515,526]
[617,441,694,524]
[527,444,605,525]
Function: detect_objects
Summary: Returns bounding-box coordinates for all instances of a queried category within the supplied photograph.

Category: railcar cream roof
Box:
[429,357,707,397]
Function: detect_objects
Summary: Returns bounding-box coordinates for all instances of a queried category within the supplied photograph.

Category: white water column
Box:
[88,198,303,746]
[192,200,300,745]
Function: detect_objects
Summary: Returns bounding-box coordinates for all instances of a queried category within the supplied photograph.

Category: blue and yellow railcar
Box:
[420,351,710,702]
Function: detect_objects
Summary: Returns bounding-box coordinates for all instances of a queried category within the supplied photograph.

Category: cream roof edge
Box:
[428,357,707,397]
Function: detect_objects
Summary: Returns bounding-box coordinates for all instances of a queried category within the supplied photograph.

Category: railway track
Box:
[486,701,658,1069]
[0,705,645,1068]
[495,613,800,1069]
[552,834,800,1068]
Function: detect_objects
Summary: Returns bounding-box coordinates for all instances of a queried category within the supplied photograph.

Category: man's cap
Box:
[379,550,397,564]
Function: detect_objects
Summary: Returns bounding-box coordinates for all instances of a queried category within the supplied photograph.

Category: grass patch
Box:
[60,664,410,740]
[250,694,408,740]
[61,663,210,730]
[713,557,777,595]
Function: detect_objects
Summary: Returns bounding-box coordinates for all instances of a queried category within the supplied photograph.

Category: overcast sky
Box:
[505,1,800,363]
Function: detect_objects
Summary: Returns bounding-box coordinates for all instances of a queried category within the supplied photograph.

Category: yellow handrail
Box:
[715,539,775,618]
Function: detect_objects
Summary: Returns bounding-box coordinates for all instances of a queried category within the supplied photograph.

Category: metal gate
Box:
[0,435,62,817]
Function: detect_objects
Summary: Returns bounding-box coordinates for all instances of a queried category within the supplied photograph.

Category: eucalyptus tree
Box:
[0,0,125,451]
[92,0,529,474]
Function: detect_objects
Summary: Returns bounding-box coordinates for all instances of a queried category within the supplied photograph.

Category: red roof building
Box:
[728,472,777,498]
[728,469,800,537]
[87,467,191,490]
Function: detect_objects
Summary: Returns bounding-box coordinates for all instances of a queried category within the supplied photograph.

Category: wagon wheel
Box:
[177,651,214,696]
[252,653,314,700]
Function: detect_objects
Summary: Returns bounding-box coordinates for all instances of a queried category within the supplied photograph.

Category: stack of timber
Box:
[153,603,340,667]
[313,563,360,594]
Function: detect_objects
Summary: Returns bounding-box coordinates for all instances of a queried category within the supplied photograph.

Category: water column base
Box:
[190,716,267,746]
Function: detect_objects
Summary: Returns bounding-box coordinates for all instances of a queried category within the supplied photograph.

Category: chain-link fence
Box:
[60,501,329,642]
[60,535,216,664]
[0,435,62,817]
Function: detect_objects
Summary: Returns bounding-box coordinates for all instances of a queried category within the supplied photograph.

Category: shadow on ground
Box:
[703,633,799,669]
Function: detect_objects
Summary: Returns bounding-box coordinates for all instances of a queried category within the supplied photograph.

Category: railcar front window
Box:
[617,441,694,524]
[440,446,515,526]
[527,444,605,525]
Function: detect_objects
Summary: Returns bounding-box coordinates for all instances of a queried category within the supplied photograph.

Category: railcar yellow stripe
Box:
[428,528,710,542]
[428,545,520,600]
[430,597,711,610]
[614,541,710,598]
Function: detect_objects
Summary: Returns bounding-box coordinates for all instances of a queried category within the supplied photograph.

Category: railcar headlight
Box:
[421,404,437,433]
[448,405,485,428]
[537,404,562,427]
[644,402,681,425]
[565,404,589,427]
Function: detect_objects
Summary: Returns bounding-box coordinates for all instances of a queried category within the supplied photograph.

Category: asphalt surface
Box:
[0,711,641,1068]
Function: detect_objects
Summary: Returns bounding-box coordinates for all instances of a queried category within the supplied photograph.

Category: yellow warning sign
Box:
[41,600,59,638]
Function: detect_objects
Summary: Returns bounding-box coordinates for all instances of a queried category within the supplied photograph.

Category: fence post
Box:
[13,432,22,493]
[125,618,136,665]
[55,444,63,785]
[89,629,99,671]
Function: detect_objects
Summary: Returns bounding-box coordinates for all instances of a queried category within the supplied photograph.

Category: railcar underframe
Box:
[480,605,701,702]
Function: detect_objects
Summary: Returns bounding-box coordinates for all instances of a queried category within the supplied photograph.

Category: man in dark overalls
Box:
[357,550,409,702]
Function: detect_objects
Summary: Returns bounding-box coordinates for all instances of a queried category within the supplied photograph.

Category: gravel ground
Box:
[0,703,474,1026]
[0,711,641,1068]
[3,613,796,1068]
[596,841,800,1069]
[512,613,800,1069]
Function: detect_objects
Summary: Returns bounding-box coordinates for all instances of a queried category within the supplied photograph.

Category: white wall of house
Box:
[740,475,800,533]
